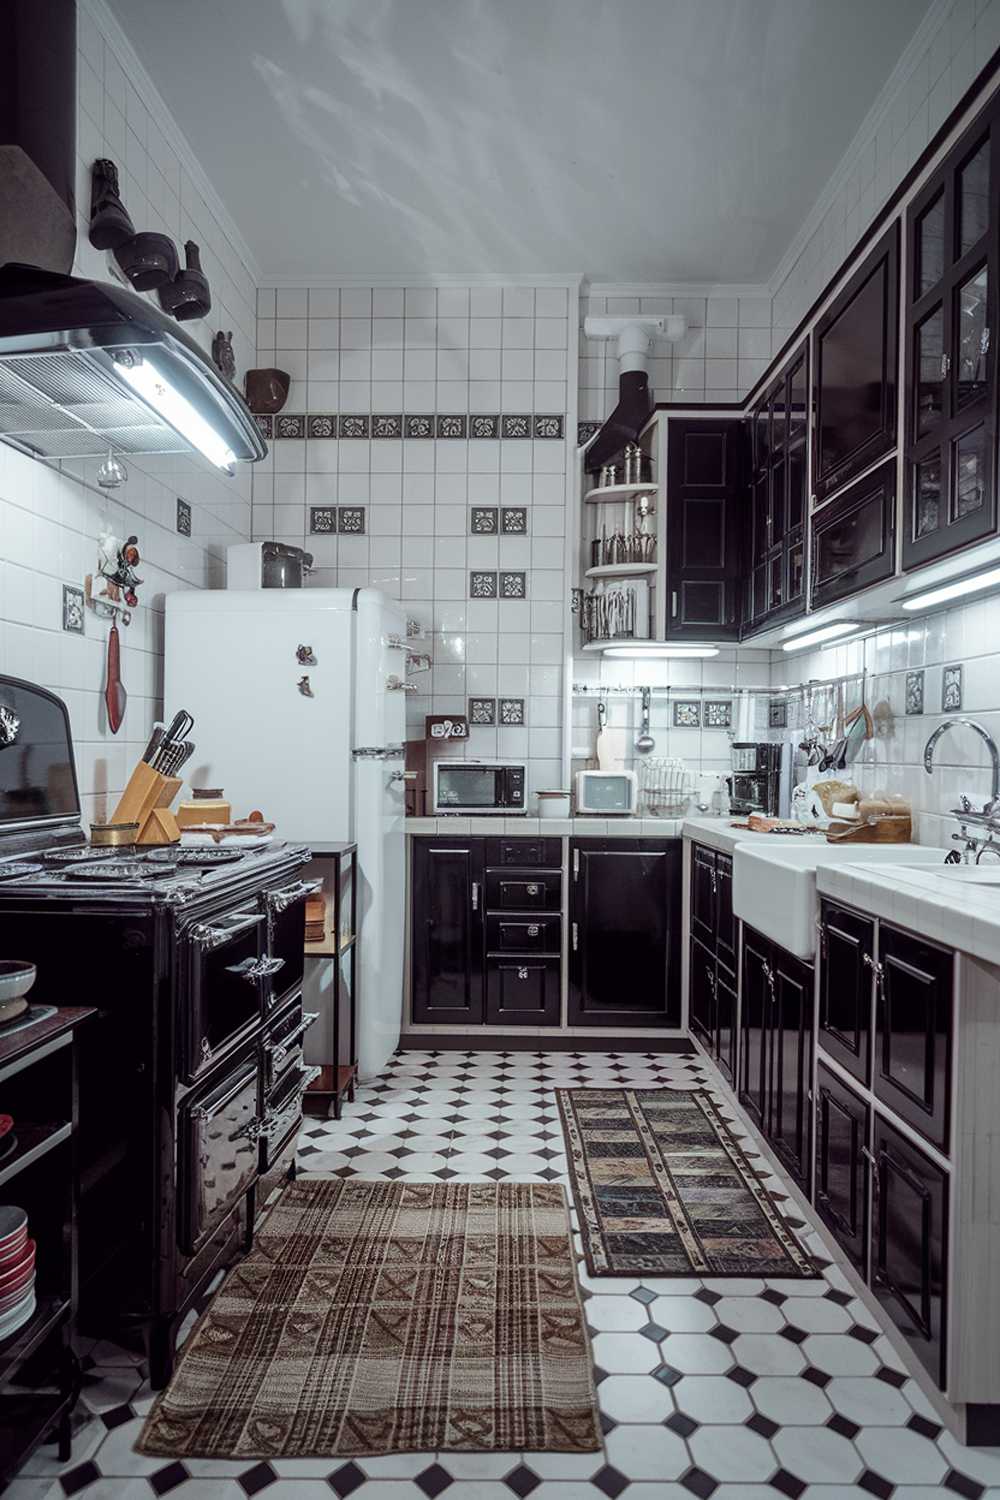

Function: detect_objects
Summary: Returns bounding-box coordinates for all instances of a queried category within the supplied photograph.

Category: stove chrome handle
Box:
[190,910,265,952]
[271,1011,319,1064]
[265,879,322,915]
[264,1066,322,1137]
[226,955,286,983]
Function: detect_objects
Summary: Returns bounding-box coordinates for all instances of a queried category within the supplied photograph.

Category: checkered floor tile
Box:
[10,1050,999,1499]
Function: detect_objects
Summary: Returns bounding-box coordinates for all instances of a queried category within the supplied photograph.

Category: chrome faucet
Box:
[923,717,1000,817]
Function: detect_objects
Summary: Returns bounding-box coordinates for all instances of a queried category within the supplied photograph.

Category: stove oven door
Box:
[260,1060,321,1171]
[179,1050,260,1255]
[262,996,319,1098]
[263,878,319,1012]
[183,907,269,1083]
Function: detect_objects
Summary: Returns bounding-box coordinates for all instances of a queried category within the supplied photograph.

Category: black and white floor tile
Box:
[12,1051,1000,1500]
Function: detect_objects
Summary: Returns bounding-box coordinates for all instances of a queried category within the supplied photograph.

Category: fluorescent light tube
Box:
[114,354,237,472]
[602,645,720,659]
[781,621,861,652]
[901,564,1000,611]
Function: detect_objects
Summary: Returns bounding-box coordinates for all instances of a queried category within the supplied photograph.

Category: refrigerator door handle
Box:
[353,744,406,760]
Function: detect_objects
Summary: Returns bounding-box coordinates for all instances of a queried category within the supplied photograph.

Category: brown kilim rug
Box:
[138,1178,601,1458]
[558,1087,819,1278]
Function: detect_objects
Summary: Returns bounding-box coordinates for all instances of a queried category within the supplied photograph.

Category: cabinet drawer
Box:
[486,913,560,953]
[486,956,560,1026]
[487,837,561,868]
[485,868,561,910]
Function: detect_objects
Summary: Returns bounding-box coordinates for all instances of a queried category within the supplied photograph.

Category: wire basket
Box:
[638,757,694,816]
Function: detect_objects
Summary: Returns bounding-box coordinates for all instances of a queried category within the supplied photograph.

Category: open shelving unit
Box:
[302,842,358,1121]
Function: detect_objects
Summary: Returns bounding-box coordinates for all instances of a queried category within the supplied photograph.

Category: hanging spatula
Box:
[104,620,126,734]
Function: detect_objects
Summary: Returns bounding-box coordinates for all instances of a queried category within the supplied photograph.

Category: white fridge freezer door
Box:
[353,590,407,1078]
[164,588,355,844]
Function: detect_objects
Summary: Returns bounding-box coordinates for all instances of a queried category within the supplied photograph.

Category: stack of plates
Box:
[305,894,327,944]
[0,1207,36,1339]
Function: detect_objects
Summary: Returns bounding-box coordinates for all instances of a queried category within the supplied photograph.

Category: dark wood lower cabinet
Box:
[875,924,953,1151]
[410,839,485,1026]
[411,837,561,1029]
[814,1061,870,1275]
[739,928,813,1191]
[569,840,681,1027]
[871,1115,948,1389]
[715,963,737,1086]
[818,901,875,1085]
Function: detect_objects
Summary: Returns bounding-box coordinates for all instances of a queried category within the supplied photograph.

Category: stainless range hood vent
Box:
[0,264,266,470]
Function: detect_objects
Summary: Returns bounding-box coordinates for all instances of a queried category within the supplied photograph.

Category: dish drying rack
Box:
[637,758,695,816]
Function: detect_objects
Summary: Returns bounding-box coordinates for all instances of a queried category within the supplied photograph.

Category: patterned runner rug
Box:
[557,1087,819,1278]
[138,1178,601,1458]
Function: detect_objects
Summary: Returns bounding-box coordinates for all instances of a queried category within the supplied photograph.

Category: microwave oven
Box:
[574,769,638,816]
[431,761,526,815]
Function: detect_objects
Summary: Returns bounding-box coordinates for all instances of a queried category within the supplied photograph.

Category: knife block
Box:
[108,761,182,846]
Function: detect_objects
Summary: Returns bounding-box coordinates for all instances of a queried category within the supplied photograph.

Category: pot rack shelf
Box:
[571,669,867,697]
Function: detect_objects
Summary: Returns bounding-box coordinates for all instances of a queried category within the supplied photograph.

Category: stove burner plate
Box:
[70,860,170,882]
[0,864,43,882]
[146,847,246,866]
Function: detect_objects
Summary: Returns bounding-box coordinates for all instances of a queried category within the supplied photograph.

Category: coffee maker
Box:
[728,742,788,817]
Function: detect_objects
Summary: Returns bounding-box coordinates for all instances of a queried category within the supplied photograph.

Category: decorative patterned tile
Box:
[499,697,525,725]
[437,414,467,439]
[703,700,732,729]
[768,699,788,729]
[309,506,337,534]
[470,413,500,439]
[338,506,366,534]
[307,413,336,439]
[406,414,435,439]
[534,414,564,439]
[905,669,925,716]
[500,571,527,598]
[501,413,531,439]
[62,583,85,633]
[673,701,701,728]
[578,419,601,444]
[252,412,273,440]
[372,413,403,439]
[501,507,528,534]
[470,507,499,534]
[175,496,192,536]
[274,413,305,438]
[339,414,370,439]
[469,697,496,725]
[943,663,963,713]
[470,571,498,598]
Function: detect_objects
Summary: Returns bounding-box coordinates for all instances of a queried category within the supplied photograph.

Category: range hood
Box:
[582,314,686,473]
[0,264,266,471]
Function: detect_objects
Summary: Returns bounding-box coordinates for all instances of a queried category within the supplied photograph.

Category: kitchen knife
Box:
[141,723,165,764]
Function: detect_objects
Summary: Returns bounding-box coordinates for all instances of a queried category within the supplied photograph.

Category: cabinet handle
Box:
[671,591,678,618]
[471,882,479,912]
[706,963,716,996]
[517,966,529,980]
[815,917,828,957]
[863,953,884,983]
[762,960,776,1001]
[572,922,579,951]
[861,1144,880,1198]
[981,327,991,357]
[572,849,580,882]
[710,869,717,894]
[940,352,951,377]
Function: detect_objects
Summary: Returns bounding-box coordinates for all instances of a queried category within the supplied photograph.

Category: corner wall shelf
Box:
[584,482,658,504]
[585,562,658,580]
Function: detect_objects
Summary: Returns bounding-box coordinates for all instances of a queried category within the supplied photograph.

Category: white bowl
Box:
[0,963,35,1006]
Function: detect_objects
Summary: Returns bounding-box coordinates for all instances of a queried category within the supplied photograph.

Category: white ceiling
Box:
[106,0,928,283]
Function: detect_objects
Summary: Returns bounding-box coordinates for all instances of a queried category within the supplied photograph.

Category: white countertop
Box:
[679,815,820,855]
[817,862,1000,967]
[406,816,682,837]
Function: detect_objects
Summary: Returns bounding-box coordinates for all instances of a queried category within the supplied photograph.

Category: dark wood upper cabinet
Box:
[665,419,744,639]
[810,457,897,610]
[813,222,899,504]
[569,839,681,1027]
[746,343,808,631]
[903,93,1000,569]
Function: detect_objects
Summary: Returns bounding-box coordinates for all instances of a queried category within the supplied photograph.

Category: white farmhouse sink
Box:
[732,842,948,959]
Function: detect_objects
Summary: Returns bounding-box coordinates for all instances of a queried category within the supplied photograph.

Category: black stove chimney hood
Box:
[0,264,266,470]
[584,368,653,473]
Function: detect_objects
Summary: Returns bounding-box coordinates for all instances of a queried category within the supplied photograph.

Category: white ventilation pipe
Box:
[583,314,687,373]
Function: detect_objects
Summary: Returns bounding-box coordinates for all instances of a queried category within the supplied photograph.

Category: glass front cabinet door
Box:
[903,94,1000,569]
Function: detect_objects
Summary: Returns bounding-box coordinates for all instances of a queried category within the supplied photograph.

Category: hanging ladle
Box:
[635,685,655,754]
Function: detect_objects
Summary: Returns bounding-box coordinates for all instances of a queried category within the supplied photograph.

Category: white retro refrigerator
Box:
[164,585,407,1078]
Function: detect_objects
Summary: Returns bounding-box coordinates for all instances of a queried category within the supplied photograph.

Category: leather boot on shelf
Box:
[158,240,212,321]
[88,158,135,251]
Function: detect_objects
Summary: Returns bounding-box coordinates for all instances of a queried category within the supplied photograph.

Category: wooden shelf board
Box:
[585,562,658,580]
[304,932,356,958]
[584,482,658,503]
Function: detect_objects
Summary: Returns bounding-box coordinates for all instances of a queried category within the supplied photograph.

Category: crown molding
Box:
[767,0,953,297]
[258,271,585,289]
[584,280,771,300]
[82,0,262,284]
